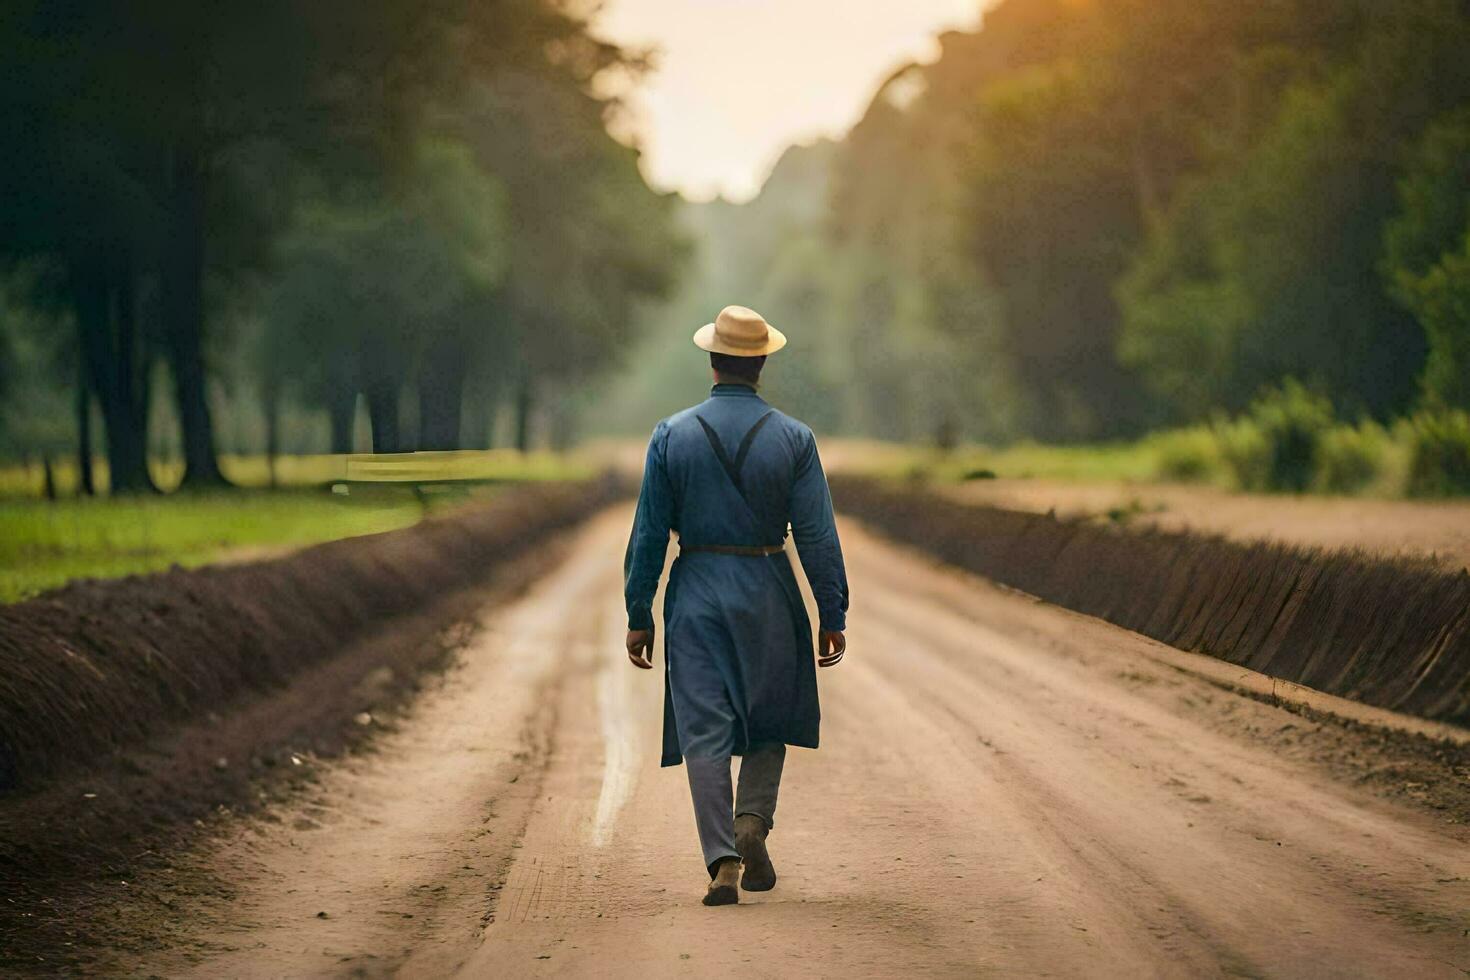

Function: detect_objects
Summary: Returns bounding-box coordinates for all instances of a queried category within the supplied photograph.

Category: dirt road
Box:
[116,508,1468,978]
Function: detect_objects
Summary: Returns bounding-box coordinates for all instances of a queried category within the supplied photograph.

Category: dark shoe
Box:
[735,814,776,892]
[703,857,740,906]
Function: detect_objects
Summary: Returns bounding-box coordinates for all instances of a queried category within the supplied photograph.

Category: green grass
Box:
[0,489,432,603]
[0,450,594,497]
[0,450,597,603]
[838,439,1165,484]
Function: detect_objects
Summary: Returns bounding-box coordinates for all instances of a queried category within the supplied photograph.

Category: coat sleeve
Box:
[623,421,674,631]
[789,429,849,632]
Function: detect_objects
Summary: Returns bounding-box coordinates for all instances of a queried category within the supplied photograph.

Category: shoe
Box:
[735,814,776,892]
[703,856,740,906]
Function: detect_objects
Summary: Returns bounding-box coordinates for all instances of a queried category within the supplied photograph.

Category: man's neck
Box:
[712,374,759,389]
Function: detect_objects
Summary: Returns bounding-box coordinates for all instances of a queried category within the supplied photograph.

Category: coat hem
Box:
[661,733,819,768]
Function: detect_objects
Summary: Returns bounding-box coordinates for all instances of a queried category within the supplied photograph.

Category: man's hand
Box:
[626,628,655,670]
[818,630,846,668]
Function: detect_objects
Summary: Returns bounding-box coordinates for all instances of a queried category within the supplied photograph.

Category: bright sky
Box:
[593,0,987,202]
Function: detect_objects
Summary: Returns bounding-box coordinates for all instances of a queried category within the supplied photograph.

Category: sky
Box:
[592,0,987,202]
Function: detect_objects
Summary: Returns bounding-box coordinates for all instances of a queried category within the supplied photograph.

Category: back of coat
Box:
[624,383,849,766]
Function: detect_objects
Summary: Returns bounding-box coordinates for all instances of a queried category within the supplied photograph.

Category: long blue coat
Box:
[624,383,849,767]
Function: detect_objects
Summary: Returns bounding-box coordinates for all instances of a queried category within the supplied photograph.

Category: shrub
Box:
[1405,409,1470,497]
[1224,381,1335,492]
[1149,426,1221,482]
[1315,421,1389,494]
[1213,416,1271,491]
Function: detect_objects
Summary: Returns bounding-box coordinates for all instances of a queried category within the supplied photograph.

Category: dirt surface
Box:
[0,480,613,789]
[833,477,1470,726]
[0,539,579,973]
[35,509,1470,977]
[942,478,1470,570]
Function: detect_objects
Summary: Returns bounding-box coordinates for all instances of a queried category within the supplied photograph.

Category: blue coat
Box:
[624,383,849,767]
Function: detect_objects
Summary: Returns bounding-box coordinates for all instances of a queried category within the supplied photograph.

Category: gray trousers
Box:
[685,742,785,875]
[668,614,789,875]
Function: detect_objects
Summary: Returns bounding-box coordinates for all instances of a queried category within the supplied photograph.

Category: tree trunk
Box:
[77,258,154,494]
[111,263,154,493]
[417,338,468,451]
[264,381,280,489]
[328,388,356,454]
[165,128,228,488]
[365,380,402,454]
[76,359,95,496]
[462,380,495,450]
[513,375,533,453]
[546,387,575,451]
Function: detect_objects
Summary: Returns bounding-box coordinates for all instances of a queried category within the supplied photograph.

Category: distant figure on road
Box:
[623,305,850,906]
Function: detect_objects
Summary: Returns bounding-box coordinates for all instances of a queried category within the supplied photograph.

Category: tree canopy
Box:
[600,0,1470,446]
[1,0,683,482]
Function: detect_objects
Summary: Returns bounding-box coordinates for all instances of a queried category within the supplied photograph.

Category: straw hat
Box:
[693,305,787,357]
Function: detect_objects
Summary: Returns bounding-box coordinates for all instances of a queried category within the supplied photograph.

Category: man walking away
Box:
[623,305,850,906]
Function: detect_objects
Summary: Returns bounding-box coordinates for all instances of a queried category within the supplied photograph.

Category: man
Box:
[623,305,849,906]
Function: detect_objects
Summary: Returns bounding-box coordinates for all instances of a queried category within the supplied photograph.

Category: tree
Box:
[459,66,684,450]
[0,2,168,491]
[1119,0,1470,424]
[1384,108,1470,410]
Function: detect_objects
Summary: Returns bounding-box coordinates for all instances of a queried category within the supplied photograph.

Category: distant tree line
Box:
[0,0,684,491]
[609,0,1470,446]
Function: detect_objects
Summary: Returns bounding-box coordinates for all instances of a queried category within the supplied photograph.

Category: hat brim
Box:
[692,322,788,356]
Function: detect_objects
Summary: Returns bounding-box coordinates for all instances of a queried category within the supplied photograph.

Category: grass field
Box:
[0,450,593,497]
[0,451,596,603]
[826,439,1164,484]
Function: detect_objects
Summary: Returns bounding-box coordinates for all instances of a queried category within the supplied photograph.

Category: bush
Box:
[1213,415,1271,491]
[1149,426,1222,482]
[1222,381,1335,492]
[1405,409,1470,497]
[1315,421,1389,494]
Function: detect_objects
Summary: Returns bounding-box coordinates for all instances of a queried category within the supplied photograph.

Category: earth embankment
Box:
[0,479,621,792]
[833,476,1470,727]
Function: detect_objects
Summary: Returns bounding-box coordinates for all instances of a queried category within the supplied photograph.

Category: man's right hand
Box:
[626,628,655,670]
[818,630,846,668]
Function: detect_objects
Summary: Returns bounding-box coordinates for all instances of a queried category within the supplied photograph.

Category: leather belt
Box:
[680,543,784,557]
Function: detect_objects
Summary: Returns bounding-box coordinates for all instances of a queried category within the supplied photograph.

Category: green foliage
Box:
[611,0,1470,451]
[0,273,73,456]
[1,0,683,479]
[1124,74,1404,421]
[1193,384,1397,494]
[967,59,1144,439]
[1212,416,1272,493]
[1240,382,1346,493]
[1384,108,1470,411]
[1119,0,1470,427]
[1314,421,1391,494]
[1404,409,1470,497]
[1383,108,1470,282]
[0,449,594,600]
[0,490,426,603]
[1148,427,1222,483]
[1399,246,1470,411]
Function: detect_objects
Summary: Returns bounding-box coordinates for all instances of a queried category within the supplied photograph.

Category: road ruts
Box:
[119,507,1468,979]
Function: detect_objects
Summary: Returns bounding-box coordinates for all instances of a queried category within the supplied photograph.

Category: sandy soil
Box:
[86,509,1470,978]
[941,478,1470,570]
